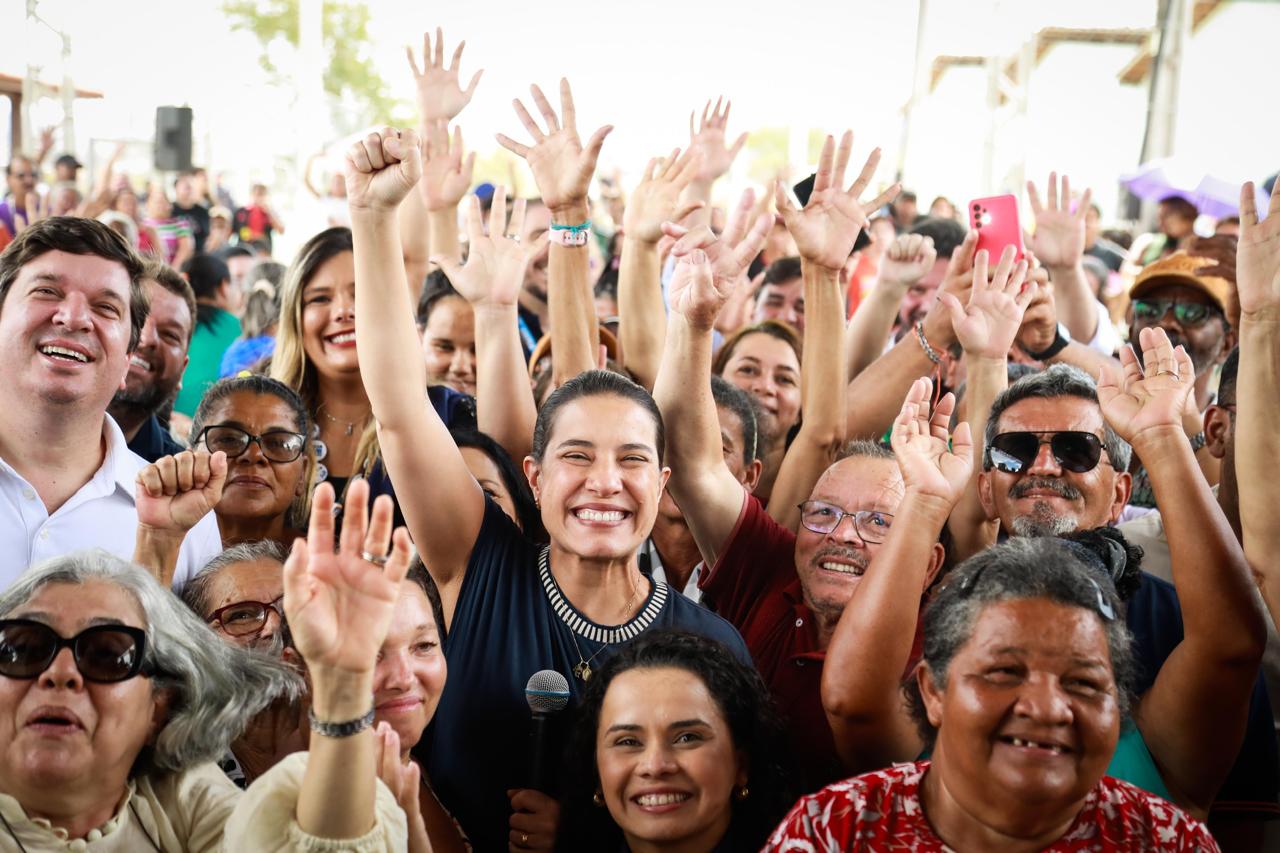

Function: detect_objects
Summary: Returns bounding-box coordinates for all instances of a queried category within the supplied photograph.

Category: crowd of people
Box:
[0,24,1277,852]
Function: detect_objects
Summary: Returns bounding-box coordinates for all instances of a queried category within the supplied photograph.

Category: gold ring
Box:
[520,832,530,847]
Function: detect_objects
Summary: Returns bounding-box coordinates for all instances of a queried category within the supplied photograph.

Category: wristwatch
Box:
[1021,322,1071,362]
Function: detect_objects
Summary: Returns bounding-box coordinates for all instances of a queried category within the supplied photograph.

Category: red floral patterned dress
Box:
[764,761,1219,852]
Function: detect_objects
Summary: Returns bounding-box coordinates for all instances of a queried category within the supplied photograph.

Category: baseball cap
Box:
[1130,251,1231,315]
[55,154,82,170]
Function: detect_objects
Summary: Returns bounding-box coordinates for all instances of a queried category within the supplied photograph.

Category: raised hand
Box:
[1015,277,1058,358]
[623,148,703,243]
[939,244,1034,360]
[283,480,412,677]
[1098,326,1195,446]
[775,130,900,271]
[13,191,50,234]
[345,127,422,214]
[1238,181,1280,317]
[1026,172,1090,269]
[662,187,771,297]
[407,27,483,122]
[435,186,548,307]
[496,79,612,215]
[419,119,476,212]
[880,233,938,289]
[667,248,730,330]
[375,723,431,853]
[921,229,979,347]
[890,377,973,505]
[135,449,227,534]
[687,97,747,184]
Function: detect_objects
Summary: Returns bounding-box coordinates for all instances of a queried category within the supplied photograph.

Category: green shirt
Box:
[174,307,242,417]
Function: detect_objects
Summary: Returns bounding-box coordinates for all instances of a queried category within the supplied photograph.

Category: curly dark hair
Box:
[559,631,794,851]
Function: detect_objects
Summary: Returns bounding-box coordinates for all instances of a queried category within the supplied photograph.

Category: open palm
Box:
[283,480,411,674]
[668,249,732,329]
[891,378,973,504]
[624,148,703,243]
[1238,181,1280,316]
[439,186,546,308]
[940,245,1034,359]
[1027,172,1089,268]
[688,97,747,183]
[1098,326,1194,445]
[776,130,900,271]
[407,28,483,122]
[419,120,475,212]
[663,188,771,293]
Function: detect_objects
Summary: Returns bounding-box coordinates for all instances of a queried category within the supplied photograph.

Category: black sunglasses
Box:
[196,425,306,463]
[1132,298,1219,328]
[988,431,1107,475]
[207,596,285,638]
[0,619,156,684]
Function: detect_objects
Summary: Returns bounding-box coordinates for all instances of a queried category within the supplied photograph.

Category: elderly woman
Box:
[0,477,410,849]
[767,537,1218,851]
[560,631,791,852]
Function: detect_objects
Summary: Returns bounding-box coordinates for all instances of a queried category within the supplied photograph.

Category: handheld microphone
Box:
[525,669,571,794]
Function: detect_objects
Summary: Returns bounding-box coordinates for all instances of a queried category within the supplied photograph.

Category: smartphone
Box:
[969,194,1024,263]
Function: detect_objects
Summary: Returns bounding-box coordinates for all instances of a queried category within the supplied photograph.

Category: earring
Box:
[592,790,605,807]
[735,785,749,801]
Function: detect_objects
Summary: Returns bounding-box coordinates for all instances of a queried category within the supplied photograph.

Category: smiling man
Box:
[0,217,221,589]
[107,261,196,462]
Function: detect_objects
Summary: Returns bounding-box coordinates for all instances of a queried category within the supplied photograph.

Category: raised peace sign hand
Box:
[1097,326,1195,448]
[890,377,973,507]
[496,79,612,216]
[1238,181,1280,319]
[939,244,1035,360]
[407,27,483,123]
[345,127,422,214]
[435,185,549,309]
[283,480,411,680]
[775,130,900,271]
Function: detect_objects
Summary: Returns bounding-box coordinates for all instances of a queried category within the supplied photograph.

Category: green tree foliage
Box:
[222,0,411,132]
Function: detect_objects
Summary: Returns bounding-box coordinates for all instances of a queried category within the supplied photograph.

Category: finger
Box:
[495,133,530,159]
[722,189,754,246]
[405,45,421,78]
[656,147,679,180]
[712,95,725,122]
[512,98,545,141]
[449,39,465,72]
[1046,171,1059,209]
[1240,182,1258,227]
[191,449,212,490]
[939,291,966,331]
[1143,325,1176,374]
[930,392,956,441]
[364,132,387,171]
[728,132,748,164]
[338,478,369,556]
[137,464,164,498]
[559,78,577,131]
[421,31,431,69]
[463,69,484,101]
[530,84,560,133]
[700,99,711,130]
[450,125,466,164]
[952,421,974,462]
[365,493,395,562]
[1117,343,1144,387]
[674,147,702,187]
[733,213,772,269]
[1174,345,1195,385]
[991,244,1017,290]
[1061,175,1073,213]
[832,130,853,192]
[488,184,507,239]
[864,182,901,213]
[433,26,444,66]
[1026,179,1043,214]
[972,249,989,296]
[348,140,373,175]
[848,147,882,200]
[672,200,705,222]
[1005,259,1029,297]
[582,125,614,170]
[308,482,336,554]
[688,110,696,141]
[1014,279,1038,310]
[774,179,798,221]
[920,241,938,271]
[508,197,527,240]
[1076,186,1092,221]
[385,526,413,588]
[812,134,835,194]
[464,193,485,246]
[281,537,310,617]
[950,230,979,275]
[157,455,179,496]
[206,450,228,503]
[641,157,658,183]
[433,253,464,284]
[1269,180,1280,219]
[660,221,690,240]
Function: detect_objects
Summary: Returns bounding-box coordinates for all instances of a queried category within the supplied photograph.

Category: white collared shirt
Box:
[0,416,222,591]
[641,537,703,604]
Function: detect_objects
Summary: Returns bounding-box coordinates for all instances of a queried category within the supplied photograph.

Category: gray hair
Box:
[983,364,1132,472]
[836,438,895,463]
[239,260,285,338]
[0,550,302,776]
[181,540,288,619]
[904,537,1136,748]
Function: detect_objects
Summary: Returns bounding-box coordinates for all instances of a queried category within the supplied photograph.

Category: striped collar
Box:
[538,546,668,644]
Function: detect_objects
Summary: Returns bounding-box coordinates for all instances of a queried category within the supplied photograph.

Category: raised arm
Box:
[844,234,936,380]
[497,79,610,385]
[133,449,227,586]
[1100,327,1265,815]
[823,379,970,770]
[654,222,767,566]
[435,186,547,463]
[940,246,1035,562]
[616,148,702,389]
[419,121,474,268]
[844,230,978,439]
[286,481,410,843]
[1027,172,1096,343]
[678,98,747,231]
[1237,181,1280,617]
[347,128,484,610]
[768,131,898,532]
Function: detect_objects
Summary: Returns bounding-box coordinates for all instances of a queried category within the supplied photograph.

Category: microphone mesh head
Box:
[525,669,571,713]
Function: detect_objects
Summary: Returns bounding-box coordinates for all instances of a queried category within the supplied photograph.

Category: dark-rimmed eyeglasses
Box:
[797,501,893,544]
[1132,298,1220,328]
[0,619,157,683]
[196,425,306,463]
[988,431,1108,475]
[206,596,285,638]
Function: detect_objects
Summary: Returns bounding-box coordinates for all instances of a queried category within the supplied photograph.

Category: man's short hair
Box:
[142,259,197,345]
[181,253,231,301]
[909,216,967,259]
[983,364,1132,472]
[0,216,148,351]
[761,256,802,288]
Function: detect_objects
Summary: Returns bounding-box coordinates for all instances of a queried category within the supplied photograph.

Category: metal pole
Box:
[895,0,929,184]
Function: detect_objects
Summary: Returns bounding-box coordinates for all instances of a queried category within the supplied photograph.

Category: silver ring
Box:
[1156,369,1179,378]
[361,549,390,567]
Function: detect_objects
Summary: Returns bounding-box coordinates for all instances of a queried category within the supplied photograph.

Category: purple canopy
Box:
[1120,158,1268,219]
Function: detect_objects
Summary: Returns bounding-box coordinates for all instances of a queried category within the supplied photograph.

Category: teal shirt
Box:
[174,308,242,417]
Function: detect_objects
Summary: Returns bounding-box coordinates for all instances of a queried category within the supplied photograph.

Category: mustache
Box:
[814,546,870,569]
[1009,477,1082,501]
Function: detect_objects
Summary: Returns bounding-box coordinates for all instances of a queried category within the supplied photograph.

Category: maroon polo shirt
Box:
[699,494,844,790]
